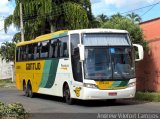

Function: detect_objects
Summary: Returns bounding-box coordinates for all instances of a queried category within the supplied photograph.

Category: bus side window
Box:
[16,47,20,62]
[70,34,82,82]
[27,44,34,60]
[19,46,26,61]
[49,39,56,58]
[59,36,69,58]
[33,43,38,60]
[40,40,49,59]
[18,47,21,61]
[21,46,27,61]
[37,43,41,59]
[16,48,18,61]
[71,34,80,55]
[63,42,68,57]
[54,39,61,58]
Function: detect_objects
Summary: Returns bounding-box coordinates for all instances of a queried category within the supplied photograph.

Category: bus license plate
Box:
[108,92,117,96]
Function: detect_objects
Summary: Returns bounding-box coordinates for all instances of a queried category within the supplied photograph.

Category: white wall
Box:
[0,57,12,80]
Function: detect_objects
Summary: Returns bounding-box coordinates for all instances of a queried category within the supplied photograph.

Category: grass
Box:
[0,79,15,88]
[0,100,28,119]
[135,91,160,102]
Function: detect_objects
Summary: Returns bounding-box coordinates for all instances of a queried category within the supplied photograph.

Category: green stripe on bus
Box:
[119,80,129,87]
[110,81,122,88]
[52,32,68,39]
[44,59,59,88]
[40,59,59,88]
[110,80,129,88]
[40,60,52,88]
[59,32,68,37]
[53,34,59,39]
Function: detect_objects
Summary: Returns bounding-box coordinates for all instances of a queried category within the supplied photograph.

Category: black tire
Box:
[23,82,29,97]
[63,84,74,105]
[28,82,34,98]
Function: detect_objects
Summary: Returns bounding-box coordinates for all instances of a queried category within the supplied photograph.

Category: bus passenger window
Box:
[55,39,61,58]
[21,46,27,61]
[49,37,68,58]
[59,36,69,58]
[40,41,49,59]
[16,47,20,62]
[33,43,39,60]
[49,40,56,58]
[63,43,68,57]
[19,47,22,61]
[37,43,41,59]
[27,44,34,60]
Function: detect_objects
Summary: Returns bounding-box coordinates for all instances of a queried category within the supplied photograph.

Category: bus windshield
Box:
[84,47,135,80]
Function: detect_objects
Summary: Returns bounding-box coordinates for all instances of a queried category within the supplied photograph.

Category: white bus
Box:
[16,29,143,104]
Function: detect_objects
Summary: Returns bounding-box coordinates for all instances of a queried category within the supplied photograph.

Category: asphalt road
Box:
[1,87,160,119]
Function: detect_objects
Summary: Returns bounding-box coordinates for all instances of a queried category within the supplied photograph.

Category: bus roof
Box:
[16,30,68,46]
[16,29,128,47]
[68,29,128,34]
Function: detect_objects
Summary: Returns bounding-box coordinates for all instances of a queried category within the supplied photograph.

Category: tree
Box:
[111,13,123,19]
[96,14,108,24]
[12,32,21,43]
[101,16,147,48]
[4,0,92,41]
[0,42,16,82]
[127,12,141,23]
[89,15,101,28]
[93,14,108,27]
[0,42,16,62]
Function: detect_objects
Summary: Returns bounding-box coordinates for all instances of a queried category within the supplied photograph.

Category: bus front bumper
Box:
[82,86,136,100]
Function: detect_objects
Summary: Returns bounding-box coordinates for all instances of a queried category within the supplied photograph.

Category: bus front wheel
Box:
[63,84,74,105]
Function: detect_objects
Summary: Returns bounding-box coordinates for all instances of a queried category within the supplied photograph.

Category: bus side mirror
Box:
[133,44,144,61]
[78,44,85,61]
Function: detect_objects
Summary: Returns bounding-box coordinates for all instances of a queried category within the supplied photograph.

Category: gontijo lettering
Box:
[26,63,41,70]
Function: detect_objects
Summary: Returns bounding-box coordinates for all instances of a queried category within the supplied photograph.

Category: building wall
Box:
[0,57,12,80]
[140,18,160,41]
[137,18,160,92]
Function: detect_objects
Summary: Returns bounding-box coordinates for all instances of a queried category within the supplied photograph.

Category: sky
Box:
[0,0,160,45]
[0,0,16,45]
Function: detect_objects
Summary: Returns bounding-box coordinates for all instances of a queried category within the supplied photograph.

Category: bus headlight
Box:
[83,83,98,89]
[128,82,136,87]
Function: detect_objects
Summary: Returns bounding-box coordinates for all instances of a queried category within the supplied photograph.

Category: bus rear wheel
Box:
[28,82,34,98]
[63,84,74,105]
[23,82,28,97]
